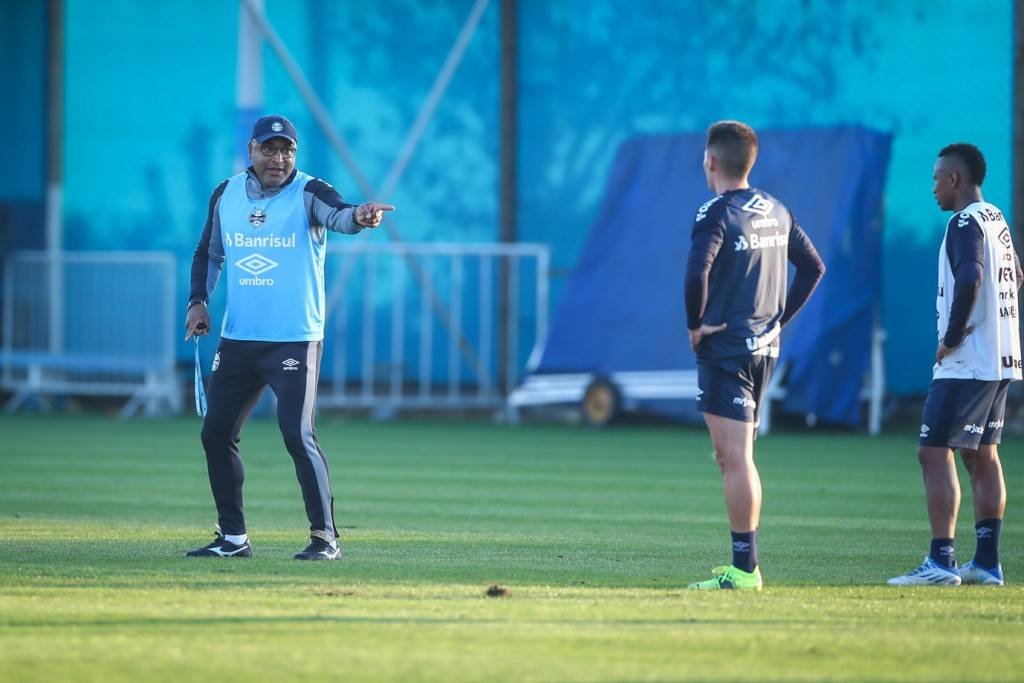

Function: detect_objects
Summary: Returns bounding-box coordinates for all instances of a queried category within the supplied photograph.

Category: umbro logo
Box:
[236,253,279,276]
[920,424,929,437]
[732,541,751,551]
[282,358,300,371]
[212,352,221,373]
[998,227,1012,249]
[741,194,774,217]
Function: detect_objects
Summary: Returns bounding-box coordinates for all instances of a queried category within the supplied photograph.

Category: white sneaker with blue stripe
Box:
[887,557,961,586]
[960,560,1004,586]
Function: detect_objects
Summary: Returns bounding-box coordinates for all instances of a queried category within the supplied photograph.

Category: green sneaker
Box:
[688,565,763,590]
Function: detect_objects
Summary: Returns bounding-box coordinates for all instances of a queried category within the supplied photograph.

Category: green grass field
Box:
[0,415,1022,682]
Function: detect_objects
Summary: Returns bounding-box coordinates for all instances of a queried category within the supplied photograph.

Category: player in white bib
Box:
[889,143,1022,587]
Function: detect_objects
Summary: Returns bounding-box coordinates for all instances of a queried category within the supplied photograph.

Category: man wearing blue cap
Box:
[183,114,394,560]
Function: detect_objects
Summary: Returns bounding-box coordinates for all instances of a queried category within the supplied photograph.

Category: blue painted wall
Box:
[44,0,1014,394]
[1,0,46,201]
[1,0,47,252]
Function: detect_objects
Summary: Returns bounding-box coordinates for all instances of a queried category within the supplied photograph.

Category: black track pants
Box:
[199,338,337,539]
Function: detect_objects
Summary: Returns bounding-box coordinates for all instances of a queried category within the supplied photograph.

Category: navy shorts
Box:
[919,379,1009,449]
[697,355,777,426]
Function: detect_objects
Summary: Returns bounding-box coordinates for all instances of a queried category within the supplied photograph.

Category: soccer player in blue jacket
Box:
[183,115,393,560]
[685,121,825,589]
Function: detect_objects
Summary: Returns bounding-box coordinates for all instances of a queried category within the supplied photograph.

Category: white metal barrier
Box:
[510,328,887,434]
[1,251,180,417]
[318,242,550,414]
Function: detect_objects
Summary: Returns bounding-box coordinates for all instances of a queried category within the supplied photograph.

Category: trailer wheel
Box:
[581,378,620,427]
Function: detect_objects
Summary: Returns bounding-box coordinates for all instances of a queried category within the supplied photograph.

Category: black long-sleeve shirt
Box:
[684,188,825,359]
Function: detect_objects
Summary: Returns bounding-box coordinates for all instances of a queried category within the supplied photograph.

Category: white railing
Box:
[1,251,180,417]
[510,328,887,434]
[318,242,549,414]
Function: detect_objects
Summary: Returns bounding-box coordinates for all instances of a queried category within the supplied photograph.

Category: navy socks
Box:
[973,518,1002,569]
[929,538,956,569]
[731,530,758,573]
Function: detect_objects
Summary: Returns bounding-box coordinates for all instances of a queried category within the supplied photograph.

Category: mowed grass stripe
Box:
[1,415,1022,682]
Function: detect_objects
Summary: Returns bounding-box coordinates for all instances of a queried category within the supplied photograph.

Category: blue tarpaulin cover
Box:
[535,126,892,426]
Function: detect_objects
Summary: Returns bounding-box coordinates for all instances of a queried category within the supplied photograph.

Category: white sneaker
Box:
[887,557,961,586]
[960,560,1004,586]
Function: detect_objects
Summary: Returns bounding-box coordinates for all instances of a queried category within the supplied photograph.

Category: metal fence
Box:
[318,242,549,415]
[510,328,887,434]
[1,251,179,416]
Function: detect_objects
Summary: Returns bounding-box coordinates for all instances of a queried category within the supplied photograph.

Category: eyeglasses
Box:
[258,143,296,159]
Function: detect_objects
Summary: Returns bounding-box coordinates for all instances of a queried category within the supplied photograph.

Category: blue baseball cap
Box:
[251,115,298,145]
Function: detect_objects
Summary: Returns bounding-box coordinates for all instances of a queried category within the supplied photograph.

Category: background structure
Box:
[0,0,1018,401]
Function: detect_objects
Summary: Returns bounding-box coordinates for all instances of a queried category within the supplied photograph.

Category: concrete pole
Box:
[235,0,264,170]
[498,0,517,394]
[46,0,64,355]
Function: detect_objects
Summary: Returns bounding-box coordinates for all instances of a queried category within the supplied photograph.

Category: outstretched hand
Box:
[355,202,396,228]
[688,322,727,353]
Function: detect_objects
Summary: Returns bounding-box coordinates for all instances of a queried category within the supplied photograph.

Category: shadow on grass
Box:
[2,614,823,630]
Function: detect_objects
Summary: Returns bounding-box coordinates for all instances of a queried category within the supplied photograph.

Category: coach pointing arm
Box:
[304,176,394,234]
[184,187,394,342]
